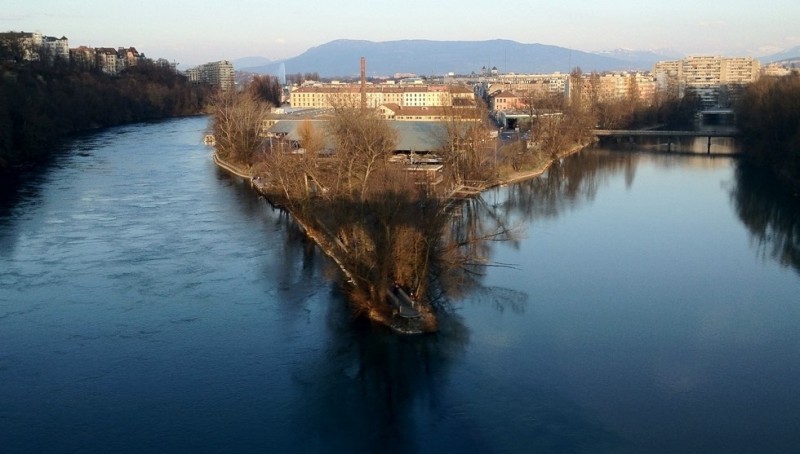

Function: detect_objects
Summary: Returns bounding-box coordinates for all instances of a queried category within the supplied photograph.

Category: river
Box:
[1,116,799,453]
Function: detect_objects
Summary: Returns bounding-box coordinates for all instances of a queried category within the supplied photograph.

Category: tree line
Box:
[0,58,212,173]
[736,73,800,191]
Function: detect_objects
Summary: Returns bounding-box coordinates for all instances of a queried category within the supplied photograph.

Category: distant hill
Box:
[242,39,659,77]
[233,56,271,70]
[760,46,800,64]
[592,48,682,68]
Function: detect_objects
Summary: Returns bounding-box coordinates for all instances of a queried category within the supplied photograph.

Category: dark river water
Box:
[1,116,799,453]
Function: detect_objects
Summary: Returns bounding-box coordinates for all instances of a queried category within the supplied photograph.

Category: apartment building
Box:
[95,48,118,74]
[486,71,655,113]
[763,63,793,77]
[654,56,760,106]
[485,73,569,100]
[43,36,69,61]
[722,57,760,84]
[88,46,142,75]
[186,60,234,91]
[578,72,656,105]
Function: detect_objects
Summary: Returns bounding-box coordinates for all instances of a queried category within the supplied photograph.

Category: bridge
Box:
[593,128,740,153]
[593,129,739,138]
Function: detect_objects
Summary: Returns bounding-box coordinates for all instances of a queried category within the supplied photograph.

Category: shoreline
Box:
[212,152,251,178]
[490,141,591,189]
[213,140,591,198]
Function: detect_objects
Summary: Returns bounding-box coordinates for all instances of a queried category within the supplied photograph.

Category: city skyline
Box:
[3,0,799,68]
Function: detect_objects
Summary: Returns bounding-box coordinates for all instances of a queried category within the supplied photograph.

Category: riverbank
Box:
[213,139,590,202]
[494,141,591,188]
[1,64,210,173]
[212,152,251,179]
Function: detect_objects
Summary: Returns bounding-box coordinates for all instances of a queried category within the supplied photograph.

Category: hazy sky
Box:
[3,0,799,68]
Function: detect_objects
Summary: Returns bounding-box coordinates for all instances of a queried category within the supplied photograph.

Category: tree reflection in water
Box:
[499,149,639,223]
[273,150,646,452]
[286,287,619,453]
[731,161,800,274]
[268,149,797,452]
[287,294,471,453]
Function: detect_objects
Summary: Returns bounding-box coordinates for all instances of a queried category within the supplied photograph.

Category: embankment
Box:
[494,141,591,188]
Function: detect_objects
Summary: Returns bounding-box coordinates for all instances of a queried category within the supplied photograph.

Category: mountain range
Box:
[237,39,800,78]
[238,39,676,77]
[759,45,800,64]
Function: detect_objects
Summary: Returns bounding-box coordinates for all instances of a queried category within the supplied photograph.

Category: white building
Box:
[186,60,234,91]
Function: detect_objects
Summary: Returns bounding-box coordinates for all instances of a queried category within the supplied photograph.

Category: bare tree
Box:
[295,119,329,198]
[210,89,272,165]
[327,100,397,201]
[530,93,568,159]
[439,98,493,186]
[248,74,282,107]
[297,119,326,156]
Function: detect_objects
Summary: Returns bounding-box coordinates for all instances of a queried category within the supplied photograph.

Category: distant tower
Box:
[279,62,286,85]
[360,57,367,110]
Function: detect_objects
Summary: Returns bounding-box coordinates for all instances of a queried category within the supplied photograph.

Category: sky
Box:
[2,0,799,68]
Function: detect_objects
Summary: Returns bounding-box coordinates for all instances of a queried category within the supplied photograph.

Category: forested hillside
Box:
[0,61,211,172]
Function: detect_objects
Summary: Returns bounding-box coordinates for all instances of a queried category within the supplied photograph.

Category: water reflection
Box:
[731,161,800,274]
[289,301,470,453]
[430,151,646,318]
[599,135,740,155]
[495,150,637,225]
[436,194,530,316]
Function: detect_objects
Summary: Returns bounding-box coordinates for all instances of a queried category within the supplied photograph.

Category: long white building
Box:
[289,84,474,109]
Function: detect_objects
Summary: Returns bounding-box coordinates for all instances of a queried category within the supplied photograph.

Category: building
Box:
[378,104,477,121]
[265,119,456,155]
[569,71,656,107]
[289,84,475,109]
[154,58,178,73]
[81,47,144,75]
[70,46,95,70]
[95,48,118,74]
[485,71,655,115]
[489,90,522,111]
[762,63,796,77]
[0,31,44,61]
[2,29,179,75]
[43,36,69,61]
[117,47,140,71]
[484,73,570,100]
[654,56,760,106]
[186,60,234,91]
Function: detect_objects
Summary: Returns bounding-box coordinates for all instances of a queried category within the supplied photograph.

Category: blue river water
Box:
[1,116,799,453]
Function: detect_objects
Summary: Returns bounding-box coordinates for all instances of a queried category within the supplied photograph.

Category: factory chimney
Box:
[360,57,366,110]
